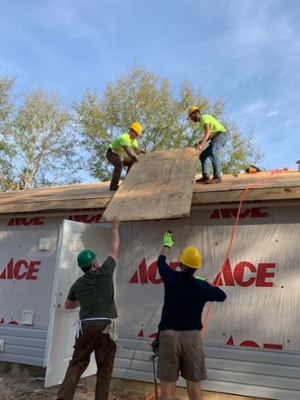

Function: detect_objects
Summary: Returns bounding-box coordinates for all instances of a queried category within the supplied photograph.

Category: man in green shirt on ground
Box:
[56,216,120,400]
[188,106,229,184]
[106,122,144,191]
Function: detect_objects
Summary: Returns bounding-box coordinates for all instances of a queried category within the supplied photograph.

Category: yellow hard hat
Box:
[179,246,202,269]
[188,106,200,117]
[130,122,142,135]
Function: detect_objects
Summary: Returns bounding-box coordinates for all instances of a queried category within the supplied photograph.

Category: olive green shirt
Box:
[67,256,117,320]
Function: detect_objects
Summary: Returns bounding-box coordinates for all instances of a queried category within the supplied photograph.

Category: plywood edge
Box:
[0,198,111,214]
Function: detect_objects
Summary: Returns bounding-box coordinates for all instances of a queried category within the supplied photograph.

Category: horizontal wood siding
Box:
[1,328,299,399]
[0,325,47,367]
[113,337,300,400]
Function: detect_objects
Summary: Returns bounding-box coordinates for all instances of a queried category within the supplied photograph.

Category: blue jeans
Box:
[200,132,228,178]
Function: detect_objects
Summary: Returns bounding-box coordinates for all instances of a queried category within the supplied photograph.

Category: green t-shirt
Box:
[109,132,138,154]
[67,256,117,320]
[199,114,226,138]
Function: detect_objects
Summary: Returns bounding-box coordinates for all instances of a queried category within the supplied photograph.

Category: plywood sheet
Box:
[101,147,200,222]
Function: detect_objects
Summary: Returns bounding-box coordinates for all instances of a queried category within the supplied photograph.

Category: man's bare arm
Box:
[65,299,79,309]
[109,216,120,262]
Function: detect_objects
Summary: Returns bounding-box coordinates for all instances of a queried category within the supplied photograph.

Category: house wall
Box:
[0,205,299,399]
[0,216,61,327]
[115,206,300,352]
[114,338,300,400]
[0,325,47,367]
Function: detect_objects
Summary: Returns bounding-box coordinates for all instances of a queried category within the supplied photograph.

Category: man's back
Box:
[68,256,117,320]
[158,255,226,331]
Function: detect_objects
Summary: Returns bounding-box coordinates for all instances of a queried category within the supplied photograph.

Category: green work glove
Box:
[163,231,174,249]
[195,276,207,281]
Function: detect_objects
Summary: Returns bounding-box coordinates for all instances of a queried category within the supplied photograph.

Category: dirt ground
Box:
[0,372,268,400]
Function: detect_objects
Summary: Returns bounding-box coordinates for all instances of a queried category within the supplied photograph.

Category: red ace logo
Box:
[7,217,44,226]
[0,258,41,280]
[129,259,180,284]
[0,318,19,325]
[130,259,275,287]
[226,335,282,350]
[213,259,275,287]
[209,207,269,219]
[68,214,102,223]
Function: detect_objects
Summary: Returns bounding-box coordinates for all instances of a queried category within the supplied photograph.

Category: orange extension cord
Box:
[145,167,288,400]
[201,167,288,336]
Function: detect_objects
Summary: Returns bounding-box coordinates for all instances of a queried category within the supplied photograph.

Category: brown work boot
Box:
[205,177,222,184]
[195,174,210,183]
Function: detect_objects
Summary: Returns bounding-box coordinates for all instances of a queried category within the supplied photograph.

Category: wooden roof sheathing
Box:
[0,162,299,217]
[101,147,200,222]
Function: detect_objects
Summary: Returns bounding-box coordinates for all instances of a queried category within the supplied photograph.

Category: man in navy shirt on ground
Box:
[156,231,227,400]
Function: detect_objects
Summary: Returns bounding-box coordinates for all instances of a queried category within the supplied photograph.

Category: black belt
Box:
[81,319,111,326]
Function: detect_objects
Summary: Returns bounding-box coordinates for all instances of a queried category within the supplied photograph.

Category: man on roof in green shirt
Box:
[188,106,229,184]
[106,122,144,191]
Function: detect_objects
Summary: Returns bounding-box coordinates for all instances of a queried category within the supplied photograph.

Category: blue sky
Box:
[1,0,300,172]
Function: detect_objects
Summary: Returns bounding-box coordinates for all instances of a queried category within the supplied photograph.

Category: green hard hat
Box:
[77,249,97,268]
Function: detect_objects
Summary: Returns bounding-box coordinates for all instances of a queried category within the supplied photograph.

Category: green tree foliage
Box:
[12,88,85,188]
[0,74,18,191]
[0,76,85,190]
[219,123,263,175]
[74,65,263,181]
[0,68,263,190]
[0,73,15,128]
[73,65,186,181]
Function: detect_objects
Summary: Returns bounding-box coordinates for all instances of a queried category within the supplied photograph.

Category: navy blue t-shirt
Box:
[157,255,227,331]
